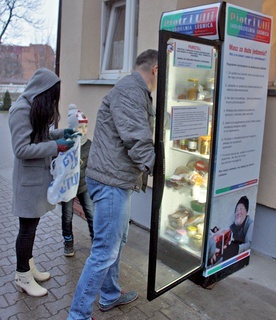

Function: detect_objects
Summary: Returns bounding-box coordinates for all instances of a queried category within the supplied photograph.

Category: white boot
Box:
[15,270,48,297]
[29,258,51,282]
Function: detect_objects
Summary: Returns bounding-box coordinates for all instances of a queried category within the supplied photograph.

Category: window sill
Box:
[77,79,118,86]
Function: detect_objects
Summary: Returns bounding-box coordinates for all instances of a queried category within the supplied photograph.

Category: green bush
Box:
[3,90,12,111]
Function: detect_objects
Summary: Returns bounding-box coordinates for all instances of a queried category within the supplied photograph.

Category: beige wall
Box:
[59,0,105,138]
[59,1,83,128]
[257,96,276,207]
[59,0,178,138]
[260,1,276,208]
[59,1,268,134]
[263,0,276,82]
[177,0,261,11]
[80,1,102,80]
[137,0,178,53]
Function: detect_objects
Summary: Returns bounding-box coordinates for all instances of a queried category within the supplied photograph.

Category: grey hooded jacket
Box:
[9,68,63,218]
[86,71,155,191]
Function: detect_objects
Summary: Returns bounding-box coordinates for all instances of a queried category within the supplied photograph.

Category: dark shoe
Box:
[64,241,74,257]
[98,291,138,312]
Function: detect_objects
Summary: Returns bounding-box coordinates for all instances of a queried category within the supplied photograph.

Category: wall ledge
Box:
[77,79,118,86]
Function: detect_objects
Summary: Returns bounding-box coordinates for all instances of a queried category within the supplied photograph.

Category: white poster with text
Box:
[214,4,272,196]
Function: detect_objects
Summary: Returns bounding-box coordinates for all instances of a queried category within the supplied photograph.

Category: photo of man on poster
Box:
[207,195,254,266]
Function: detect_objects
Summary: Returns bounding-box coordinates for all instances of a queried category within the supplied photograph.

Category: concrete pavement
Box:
[0,111,275,320]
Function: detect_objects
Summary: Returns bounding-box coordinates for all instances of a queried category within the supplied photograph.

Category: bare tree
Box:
[0,0,44,44]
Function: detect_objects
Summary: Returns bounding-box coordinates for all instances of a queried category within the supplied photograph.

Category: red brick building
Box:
[0,44,55,84]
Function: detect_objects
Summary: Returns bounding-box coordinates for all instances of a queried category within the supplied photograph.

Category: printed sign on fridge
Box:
[214,4,272,196]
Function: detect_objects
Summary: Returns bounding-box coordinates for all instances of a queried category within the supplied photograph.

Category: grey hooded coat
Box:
[9,68,63,218]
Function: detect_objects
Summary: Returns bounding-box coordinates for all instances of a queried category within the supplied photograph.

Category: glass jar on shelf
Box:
[173,140,180,148]
[187,138,198,152]
[180,139,188,150]
[200,136,211,155]
[187,78,199,100]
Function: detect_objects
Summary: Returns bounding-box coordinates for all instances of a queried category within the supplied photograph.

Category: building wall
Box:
[59,0,178,136]
[263,0,276,81]
[255,90,276,257]
[137,0,178,53]
[59,0,267,135]
[257,96,276,207]
[0,44,55,103]
[21,45,55,79]
[258,0,276,211]
[176,0,261,11]
[0,44,55,83]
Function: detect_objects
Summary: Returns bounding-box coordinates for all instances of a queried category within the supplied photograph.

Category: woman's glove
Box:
[56,138,75,152]
[64,128,75,136]
[64,128,82,139]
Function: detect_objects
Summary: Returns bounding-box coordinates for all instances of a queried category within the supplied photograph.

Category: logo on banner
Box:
[161,7,219,37]
[227,7,271,44]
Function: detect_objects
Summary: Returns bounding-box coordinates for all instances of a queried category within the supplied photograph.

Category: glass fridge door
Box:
[148,30,221,300]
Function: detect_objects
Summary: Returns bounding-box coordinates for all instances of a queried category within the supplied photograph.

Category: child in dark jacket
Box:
[61,104,94,256]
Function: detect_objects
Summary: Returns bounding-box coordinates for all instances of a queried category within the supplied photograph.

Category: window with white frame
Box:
[100,0,138,80]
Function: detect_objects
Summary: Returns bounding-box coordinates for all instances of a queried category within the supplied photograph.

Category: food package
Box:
[165,226,187,244]
[169,160,209,189]
[174,165,191,175]
[187,159,209,173]
[189,233,203,251]
[168,206,191,228]
[168,165,193,189]
[186,225,197,237]
[191,200,206,212]
[195,160,209,173]
[184,160,209,187]
[170,166,192,182]
[196,223,204,235]
[186,170,204,186]
[186,223,204,251]
[165,178,179,188]
[185,214,205,226]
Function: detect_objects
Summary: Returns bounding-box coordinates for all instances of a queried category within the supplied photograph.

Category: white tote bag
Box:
[47,136,81,205]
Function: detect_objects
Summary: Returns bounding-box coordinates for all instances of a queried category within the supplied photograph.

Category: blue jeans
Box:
[61,190,94,241]
[67,178,131,320]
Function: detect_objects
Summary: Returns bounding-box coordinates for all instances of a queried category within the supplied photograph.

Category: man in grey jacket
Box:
[68,49,158,320]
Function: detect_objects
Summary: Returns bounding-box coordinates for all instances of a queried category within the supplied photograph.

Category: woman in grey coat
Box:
[9,68,75,297]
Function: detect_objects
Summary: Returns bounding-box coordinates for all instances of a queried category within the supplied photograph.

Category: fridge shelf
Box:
[162,233,201,258]
[173,99,213,106]
[171,147,209,160]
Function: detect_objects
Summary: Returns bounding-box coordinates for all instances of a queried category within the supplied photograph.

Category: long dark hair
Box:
[30,82,60,143]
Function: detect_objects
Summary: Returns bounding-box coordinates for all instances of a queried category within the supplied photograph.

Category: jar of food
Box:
[187,78,199,100]
[187,138,198,152]
[200,136,211,155]
[180,139,188,150]
[173,140,180,148]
